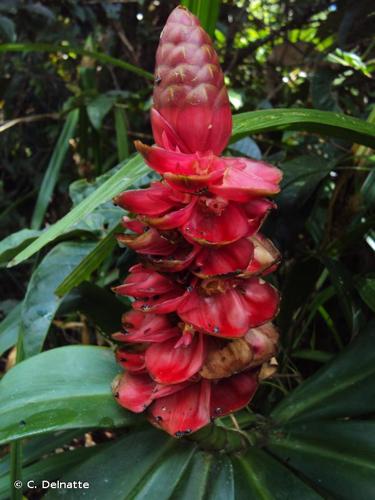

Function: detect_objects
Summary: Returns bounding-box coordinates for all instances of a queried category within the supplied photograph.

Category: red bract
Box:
[112,6,282,437]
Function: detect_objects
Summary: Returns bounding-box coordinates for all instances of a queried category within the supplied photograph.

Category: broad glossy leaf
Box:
[268,421,375,500]
[0,346,136,444]
[271,320,375,423]
[45,428,193,499]
[232,109,375,148]
[22,242,95,358]
[232,447,321,499]
[9,154,148,267]
[276,155,331,209]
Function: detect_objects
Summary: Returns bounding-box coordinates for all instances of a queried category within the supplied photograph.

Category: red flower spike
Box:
[112,6,282,438]
[152,7,232,155]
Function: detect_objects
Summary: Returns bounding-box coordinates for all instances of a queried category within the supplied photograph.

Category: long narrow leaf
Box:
[55,224,121,298]
[8,154,148,267]
[0,43,153,81]
[31,109,79,230]
[232,109,375,148]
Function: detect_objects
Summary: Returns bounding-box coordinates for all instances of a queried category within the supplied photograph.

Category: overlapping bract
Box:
[112,6,282,437]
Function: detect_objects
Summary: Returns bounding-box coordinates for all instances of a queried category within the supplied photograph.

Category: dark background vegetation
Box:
[1,0,374,390]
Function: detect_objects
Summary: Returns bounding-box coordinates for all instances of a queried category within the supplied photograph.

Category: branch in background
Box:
[0,113,60,133]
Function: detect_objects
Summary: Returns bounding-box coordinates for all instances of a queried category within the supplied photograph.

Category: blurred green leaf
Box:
[356,275,375,312]
[31,109,79,230]
[0,346,137,444]
[0,303,21,356]
[0,43,153,80]
[114,106,129,162]
[0,15,15,42]
[86,95,115,130]
[271,320,375,423]
[22,242,95,358]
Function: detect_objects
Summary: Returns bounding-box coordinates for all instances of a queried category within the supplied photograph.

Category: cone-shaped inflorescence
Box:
[112,6,283,438]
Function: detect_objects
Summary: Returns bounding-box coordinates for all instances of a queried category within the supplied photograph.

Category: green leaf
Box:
[0,303,21,356]
[73,282,129,335]
[0,346,136,444]
[229,137,262,160]
[277,155,331,209]
[55,225,121,298]
[114,106,129,162]
[356,275,375,312]
[0,15,15,42]
[0,229,41,266]
[0,43,153,81]
[268,421,375,500]
[232,109,375,148]
[271,320,375,424]
[9,154,149,267]
[232,448,321,500]
[86,95,115,130]
[31,109,79,230]
[45,428,192,499]
[22,242,96,358]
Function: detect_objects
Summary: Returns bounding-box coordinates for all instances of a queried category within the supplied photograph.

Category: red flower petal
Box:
[210,370,258,419]
[145,333,206,384]
[116,350,146,373]
[178,278,279,337]
[114,267,176,298]
[149,379,211,436]
[113,309,179,344]
[182,200,250,245]
[210,158,282,202]
[194,238,254,277]
[117,227,178,256]
[114,372,155,413]
[114,182,189,216]
[141,198,197,230]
